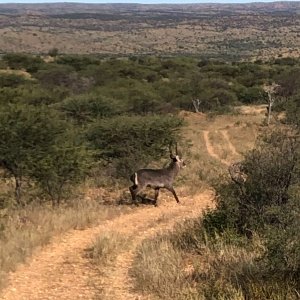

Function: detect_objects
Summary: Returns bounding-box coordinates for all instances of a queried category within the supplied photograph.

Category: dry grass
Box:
[90,231,129,266]
[0,4,299,60]
[131,217,299,300]
[0,198,126,290]
[131,107,299,300]
[131,108,285,299]
[131,219,255,299]
[131,237,191,300]
[179,110,263,192]
[0,69,32,79]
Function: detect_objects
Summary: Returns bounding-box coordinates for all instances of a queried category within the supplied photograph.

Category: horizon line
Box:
[1,0,299,4]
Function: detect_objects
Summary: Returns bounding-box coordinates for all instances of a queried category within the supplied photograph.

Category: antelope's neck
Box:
[166,162,180,178]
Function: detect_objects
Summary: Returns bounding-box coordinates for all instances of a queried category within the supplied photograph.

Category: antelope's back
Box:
[136,168,171,188]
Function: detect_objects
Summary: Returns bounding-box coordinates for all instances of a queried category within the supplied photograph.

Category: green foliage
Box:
[123,82,163,114]
[3,53,44,73]
[0,104,65,204]
[237,85,265,104]
[35,64,94,93]
[0,73,27,88]
[201,128,300,295]
[0,53,299,207]
[285,95,300,126]
[56,55,100,71]
[86,115,183,177]
[0,84,65,106]
[31,131,92,205]
[59,93,124,123]
[207,129,299,234]
[264,196,300,280]
[276,67,300,97]
[0,103,91,205]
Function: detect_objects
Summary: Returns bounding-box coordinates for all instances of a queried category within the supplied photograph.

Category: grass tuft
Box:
[90,231,129,266]
[0,198,124,290]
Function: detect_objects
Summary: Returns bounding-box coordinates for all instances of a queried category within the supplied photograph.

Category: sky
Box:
[0,0,299,3]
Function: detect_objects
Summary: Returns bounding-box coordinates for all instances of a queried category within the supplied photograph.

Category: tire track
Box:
[0,191,213,300]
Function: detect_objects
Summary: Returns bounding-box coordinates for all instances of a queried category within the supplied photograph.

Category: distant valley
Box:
[0,2,299,59]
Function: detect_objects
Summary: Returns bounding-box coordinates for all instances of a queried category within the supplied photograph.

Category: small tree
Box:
[48,48,59,58]
[192,98,201,113]
[205,128,299,235]
[31,132,92,206]
[0,104,65,205]
[86,115,183,178]
[263,83,280,126]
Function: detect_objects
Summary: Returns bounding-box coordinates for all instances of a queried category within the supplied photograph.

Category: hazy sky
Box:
[0,0,298,3]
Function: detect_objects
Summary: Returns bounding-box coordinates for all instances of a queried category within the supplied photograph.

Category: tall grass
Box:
[131,217,299,300]
[90,231,129,266]
[0,198,125,289]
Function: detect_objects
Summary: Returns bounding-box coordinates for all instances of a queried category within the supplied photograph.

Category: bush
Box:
[3,53,44,73]
[56,55,100,71]
[200,128,300,296]
[86,115,183,178]
[31,138,92,206]
[0,73,27,88]
[237,86,265,104]
[0,104,66,205]
[285,95,300,126]
[59,93,124,123]
[208,129,299,235]
[35,64,94,94]
[0,104,91,206]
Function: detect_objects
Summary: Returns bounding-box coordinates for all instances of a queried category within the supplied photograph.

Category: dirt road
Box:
[0,190,213,300]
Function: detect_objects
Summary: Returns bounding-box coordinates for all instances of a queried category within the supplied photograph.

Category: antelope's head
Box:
[169,142,186,169]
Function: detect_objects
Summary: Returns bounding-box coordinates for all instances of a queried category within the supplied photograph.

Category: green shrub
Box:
[0,103,91,206]
[86,114,183,178]
[0,104,65,205]
[31,130,92,206]
[3,53,44,73]
[206,129,299,235]
[0,74,27,88]
[59,93,124,123]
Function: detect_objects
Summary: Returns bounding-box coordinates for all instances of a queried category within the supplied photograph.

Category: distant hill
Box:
[0,2,299,59]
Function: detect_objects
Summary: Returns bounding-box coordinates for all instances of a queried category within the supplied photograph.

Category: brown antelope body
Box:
[129,144,185,206]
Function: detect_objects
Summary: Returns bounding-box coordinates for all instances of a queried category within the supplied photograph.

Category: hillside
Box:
[0,108,263,299]
[0,2,300,59]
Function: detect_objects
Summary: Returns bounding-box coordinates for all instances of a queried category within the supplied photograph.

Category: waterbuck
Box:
[129,143,186,206]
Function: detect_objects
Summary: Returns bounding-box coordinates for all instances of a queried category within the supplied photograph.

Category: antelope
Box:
[129,143,186,206]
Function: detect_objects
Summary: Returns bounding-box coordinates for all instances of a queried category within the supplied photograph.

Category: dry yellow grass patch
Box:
[0,198,128,290]
[179,109,264,191]
[0,69,32,79]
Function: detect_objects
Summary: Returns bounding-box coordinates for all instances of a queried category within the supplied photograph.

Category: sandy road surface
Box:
[1,190,213,300]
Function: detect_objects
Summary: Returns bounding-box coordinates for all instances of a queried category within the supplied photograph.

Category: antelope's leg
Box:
[129,185,138,205]
[154,188,160,206]
[129,185,143,206]
[167,186,180,203]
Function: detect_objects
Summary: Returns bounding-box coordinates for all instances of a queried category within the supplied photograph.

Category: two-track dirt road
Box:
[1,118,245,300]
[0,190,214,300]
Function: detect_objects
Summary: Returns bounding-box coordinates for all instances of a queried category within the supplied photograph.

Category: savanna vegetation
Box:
[0,52,299,296]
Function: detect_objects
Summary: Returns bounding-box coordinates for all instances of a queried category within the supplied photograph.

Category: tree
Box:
[48,48,59,57]
[207,128,299,235]
[0,104,65,205]
[86,115,183,178]
[31,131,92,206]
[59,93,124,124]
[3,53,44,73]
[263,83,280,126]
[0,73,27,88]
